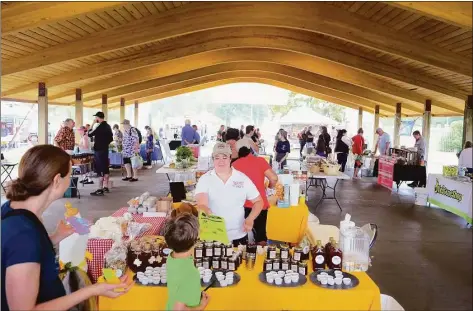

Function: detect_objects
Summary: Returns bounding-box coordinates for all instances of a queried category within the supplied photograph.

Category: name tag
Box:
[232,181,244,188]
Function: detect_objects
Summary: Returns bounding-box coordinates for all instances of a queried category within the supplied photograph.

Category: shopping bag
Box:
[131,154,143,169]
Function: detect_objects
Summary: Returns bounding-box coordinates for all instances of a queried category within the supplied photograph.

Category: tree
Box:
[306,97,346,123]
[439,120,464,152]
[268,92,307,120]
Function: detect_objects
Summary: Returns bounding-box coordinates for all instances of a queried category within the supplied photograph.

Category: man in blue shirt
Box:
[192,125,201,145]
[375,128,391,156]
[181,119,195,146]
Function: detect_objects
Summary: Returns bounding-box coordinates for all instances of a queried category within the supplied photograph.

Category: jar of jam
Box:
[281,259,290,271]
[127,241,142,273]
[213,242,222,257]
[263,259,273,271]
[293,247,303,262]
[225,244,233,257]
[212,257,220,269]
[194,243,203,259]
[150,241,161,268]
[247,243,257,255]
[272,258,281,271]
[280,244,290,260]
[228,257,237,271]
[160,247,171,266]
[267,245,277,259]
[195,258,203,268]
[204,242,213,257]
[220,257,228,270]
[202,257,211,269]
[290,259,298,272]
[298,261,308,275]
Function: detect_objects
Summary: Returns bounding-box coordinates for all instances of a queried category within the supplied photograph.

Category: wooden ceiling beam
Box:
[1,2,124,36]
[390,2,472,29]
[2,2,470,76]
[101,75,391,116]
[3,27,466,100]
[81,62,414,113]
[46,48,462,113]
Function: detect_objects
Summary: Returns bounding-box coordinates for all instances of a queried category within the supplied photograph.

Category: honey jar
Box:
[202,257,211,269]
[298,261,308,276]
[272,258,281,271]
[281,259,290,271]
[228,257,237,271]
[213,241,222,257]
[212,257,220,269]
[220,257,228,270]
[290,259,298,272]
[225,243,234,257]
[204,242,213,257]
[280,244,290,260]
[194,242,203,259]
[267,245,277,259]
[195,258,203,268]
[293,247,303,262]
[263,259,273,271]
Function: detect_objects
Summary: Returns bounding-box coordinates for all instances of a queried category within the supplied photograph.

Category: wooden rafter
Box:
[1,2,124,35]
[2,27,467,100]
[2,2,471,76]
[390,2,472,29]
[45,48,463,114]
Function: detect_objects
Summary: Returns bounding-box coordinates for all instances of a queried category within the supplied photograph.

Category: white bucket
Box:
[414,187,428,206]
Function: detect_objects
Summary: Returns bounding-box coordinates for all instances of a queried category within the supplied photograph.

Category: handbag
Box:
[130,153,143,169]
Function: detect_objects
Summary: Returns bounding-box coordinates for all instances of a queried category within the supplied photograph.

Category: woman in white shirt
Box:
[334,129,352,172]
[77,126,91,153]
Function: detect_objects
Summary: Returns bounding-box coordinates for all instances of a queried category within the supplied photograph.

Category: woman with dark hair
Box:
[275,130,290,168]
[233,140,278,244]
[224,128,241,163]
[1,145,131,311]
[316,126,331,157]
[334,129,351,172]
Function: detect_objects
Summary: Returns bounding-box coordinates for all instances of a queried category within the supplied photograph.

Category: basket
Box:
[323,164,340,176]
[309,165,320,174]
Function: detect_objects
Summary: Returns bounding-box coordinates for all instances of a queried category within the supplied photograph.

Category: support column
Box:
[101,94,108,120]
[134,101,139,127]
[393,103,402,148]
[38,82,48,145]
[422,99,432,159]
[463,95,473,146]
[373,105,380,150]
[358,107,363,129]
[120,98,126,128]
[75,89,83,144]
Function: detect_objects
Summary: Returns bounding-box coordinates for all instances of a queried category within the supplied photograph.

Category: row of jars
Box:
[263,258,308,275]
[266,244,309,262]
[194,241,234,259]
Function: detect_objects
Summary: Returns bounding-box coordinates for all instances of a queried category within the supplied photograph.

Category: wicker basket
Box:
[309,165,320,174]
[322,164,341,176]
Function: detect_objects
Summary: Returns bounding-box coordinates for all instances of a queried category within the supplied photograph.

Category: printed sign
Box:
[198,212,229,244]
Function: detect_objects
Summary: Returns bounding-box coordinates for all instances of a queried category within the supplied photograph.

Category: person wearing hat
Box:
[233,139,278,244]
[195,142,264,246]
[121,119,140,182]
[88,112,113,196]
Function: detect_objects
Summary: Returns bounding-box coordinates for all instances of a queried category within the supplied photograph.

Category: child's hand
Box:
[200,292,210,309]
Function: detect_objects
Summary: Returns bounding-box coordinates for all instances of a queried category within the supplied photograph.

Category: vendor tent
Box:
[279,107,339,126]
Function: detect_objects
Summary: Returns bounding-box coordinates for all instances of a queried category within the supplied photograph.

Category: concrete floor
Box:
[7,162,473,311]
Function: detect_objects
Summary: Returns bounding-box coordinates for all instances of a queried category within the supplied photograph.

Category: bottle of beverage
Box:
[330,242,343,270]
[312,240,326,271]
[325,237,335,268]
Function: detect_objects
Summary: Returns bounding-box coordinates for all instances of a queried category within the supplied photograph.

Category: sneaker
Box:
[129,178,138,182]
[84,180,94,185]
[407,182,417,188]
[103,187,110,193]
[90,189,104,196]
[122,177,131,181]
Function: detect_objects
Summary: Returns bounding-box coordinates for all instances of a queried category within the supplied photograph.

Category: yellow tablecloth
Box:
[99,255,380,311]
[266,198,309,244]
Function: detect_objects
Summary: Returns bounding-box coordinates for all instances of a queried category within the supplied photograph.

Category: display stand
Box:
[377,156,395,190]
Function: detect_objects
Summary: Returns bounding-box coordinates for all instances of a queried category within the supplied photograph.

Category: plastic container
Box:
[414,187,429,206]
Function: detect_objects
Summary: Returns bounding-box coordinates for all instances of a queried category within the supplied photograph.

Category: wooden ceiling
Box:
[1,1,472,116]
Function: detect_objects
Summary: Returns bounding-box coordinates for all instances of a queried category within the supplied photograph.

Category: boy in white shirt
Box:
[195,142,264,245]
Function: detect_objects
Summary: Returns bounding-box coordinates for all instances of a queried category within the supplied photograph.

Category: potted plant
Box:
[175,146,194,169]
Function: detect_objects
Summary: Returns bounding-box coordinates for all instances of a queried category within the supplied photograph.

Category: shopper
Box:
[195,142,264,246]
[181,119,195,146]
[217,125,226,142]
[241,125,260,154]
[192,125,201,145]
[164,213,210,311]
[112,124,123,152]
[316,126,331,157]
[297,127,308,158]
[224,128,241,163]
[145,127,154,167]
[239,125,245,139]
[334,129,351,172]
[275,129,290,168]
[54,118,75,151]
[121,119,140,182]
[1,145,130,311]
[233,139,278,244]
[273,129,284,153]
[88,112,113,196]
[374,128,391,156]
[408,130,427,188]
[77,126,91,153]
[352,128,365,179]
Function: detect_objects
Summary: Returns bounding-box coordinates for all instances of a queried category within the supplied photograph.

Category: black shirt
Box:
[335,137,349,153]
[88,121,113,151]
[306,131,314,143]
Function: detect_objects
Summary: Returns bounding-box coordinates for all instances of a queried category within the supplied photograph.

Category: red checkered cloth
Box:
[86,207,166,283]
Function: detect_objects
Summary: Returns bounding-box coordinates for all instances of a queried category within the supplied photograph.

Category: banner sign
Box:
[427,174,472,223]
[399,120,416,136]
